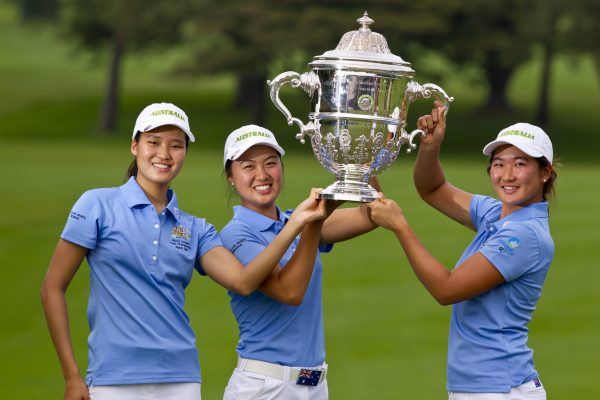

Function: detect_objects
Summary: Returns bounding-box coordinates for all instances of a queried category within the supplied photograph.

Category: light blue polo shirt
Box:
[447,195,554,392]
[220,205,332,367]
[61,177,222,386]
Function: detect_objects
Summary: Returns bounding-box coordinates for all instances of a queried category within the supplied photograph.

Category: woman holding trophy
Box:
[368,101,555,399]
[220,124,380,400]
[40,104,329,400]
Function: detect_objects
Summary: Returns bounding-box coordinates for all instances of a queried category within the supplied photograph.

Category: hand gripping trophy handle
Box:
[267,71,321,143]
[404,81,454,153]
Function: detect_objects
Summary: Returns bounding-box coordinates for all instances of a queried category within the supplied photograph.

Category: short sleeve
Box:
[470,195,501,231]
[60,191,103,249]
[220,226,268,267]
[319,243,333,253]
[479,223,540,282]
[194,221,224,275]
[197,222,223,257]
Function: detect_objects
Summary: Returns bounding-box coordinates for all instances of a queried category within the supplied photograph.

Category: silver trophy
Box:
[268,12,454,202]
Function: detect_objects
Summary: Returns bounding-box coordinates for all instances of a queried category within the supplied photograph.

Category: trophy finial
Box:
[357,11,374,32]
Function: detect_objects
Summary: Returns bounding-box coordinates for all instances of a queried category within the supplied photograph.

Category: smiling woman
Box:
[219,124,383,400]
[367,102,557,400]
[40,104,329,400]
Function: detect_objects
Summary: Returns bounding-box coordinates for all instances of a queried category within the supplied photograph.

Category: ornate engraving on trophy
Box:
[352,135,370,164]
[371,131,385,155]
[339,129,352,157]
[358,94,374,111]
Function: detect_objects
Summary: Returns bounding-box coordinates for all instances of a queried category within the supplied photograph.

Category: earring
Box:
[231,182,235,186]
[543,179,547,183]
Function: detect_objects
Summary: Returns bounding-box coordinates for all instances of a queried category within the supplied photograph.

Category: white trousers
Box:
[89,382,201,400]
[223,359,328,400]
[449,379,546,400]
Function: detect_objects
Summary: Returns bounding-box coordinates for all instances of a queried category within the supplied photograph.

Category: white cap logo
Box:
[483,122,553,164]
[223,124,285,167]
[133,102,195,142]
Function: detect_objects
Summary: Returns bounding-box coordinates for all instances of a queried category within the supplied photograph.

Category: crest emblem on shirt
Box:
[170,225,191,251]
[171,226,191,240]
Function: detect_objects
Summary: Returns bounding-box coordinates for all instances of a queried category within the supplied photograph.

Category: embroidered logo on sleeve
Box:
[230,238,247,254]
[69,211,86,221]
[497,236,520,255]
[170,225,191,251]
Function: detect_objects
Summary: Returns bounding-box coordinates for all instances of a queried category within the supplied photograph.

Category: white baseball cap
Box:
[483,122,553,164]
[223,124,285,167]
[133,102,195,142]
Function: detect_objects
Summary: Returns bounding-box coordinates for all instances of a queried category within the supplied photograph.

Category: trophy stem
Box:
[318,166,379,203]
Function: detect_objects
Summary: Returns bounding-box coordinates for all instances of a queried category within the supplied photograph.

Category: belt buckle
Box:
[296,368,322,386]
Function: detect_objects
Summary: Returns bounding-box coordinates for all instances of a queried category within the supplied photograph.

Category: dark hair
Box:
[486,156,558,202]
[538,157,557,202]
[126,129,190,180]
[223,155,285,204]
[223,160,237,203]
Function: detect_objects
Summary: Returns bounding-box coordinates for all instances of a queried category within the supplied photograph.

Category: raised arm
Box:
[201,189,327,297]
[414,101,474,229]
[41,239,90,400]
[368,197,504,305]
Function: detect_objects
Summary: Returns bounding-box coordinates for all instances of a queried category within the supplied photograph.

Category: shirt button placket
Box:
[150,221,160,273]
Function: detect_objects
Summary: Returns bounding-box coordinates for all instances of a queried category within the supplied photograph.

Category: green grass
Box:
[1,2,600,398]
[0,142,598,399]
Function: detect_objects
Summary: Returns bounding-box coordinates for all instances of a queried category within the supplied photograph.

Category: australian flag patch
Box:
[296,369,322,386]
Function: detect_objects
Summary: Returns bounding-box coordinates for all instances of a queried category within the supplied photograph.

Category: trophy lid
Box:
[309,12,414,75]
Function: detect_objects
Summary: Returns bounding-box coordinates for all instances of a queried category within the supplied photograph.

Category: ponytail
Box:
[126,132,142,181]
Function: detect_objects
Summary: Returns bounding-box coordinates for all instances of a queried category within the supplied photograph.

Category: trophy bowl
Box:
[268,12,454,202]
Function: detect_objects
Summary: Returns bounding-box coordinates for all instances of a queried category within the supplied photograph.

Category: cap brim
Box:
[225,141,285,167]
[133,122,195,142]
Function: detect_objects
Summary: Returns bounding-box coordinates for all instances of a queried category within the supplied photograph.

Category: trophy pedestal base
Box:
[317,180,379,203]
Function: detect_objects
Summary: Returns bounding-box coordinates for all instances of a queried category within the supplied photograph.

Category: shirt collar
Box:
[488,201,548,233]
[503,201,548,222]
[120,176,181,221]
[232,205,287,232]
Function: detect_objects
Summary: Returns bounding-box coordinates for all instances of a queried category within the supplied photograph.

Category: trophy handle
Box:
[267,71,320,144]
[406,81,454,111]
[406,129,425,153]
[403,81,454,152]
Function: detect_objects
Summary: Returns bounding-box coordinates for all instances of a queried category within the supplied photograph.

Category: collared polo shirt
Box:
[220,205,332,367]
[61,177,222,385]
[447,195,554,392]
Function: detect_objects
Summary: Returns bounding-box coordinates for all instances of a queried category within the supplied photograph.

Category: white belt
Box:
[238,357,327,385]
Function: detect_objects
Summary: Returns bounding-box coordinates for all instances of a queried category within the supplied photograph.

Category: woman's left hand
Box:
[367,194,407,232]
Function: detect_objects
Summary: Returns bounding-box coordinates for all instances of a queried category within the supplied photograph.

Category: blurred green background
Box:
[1,1,599,399]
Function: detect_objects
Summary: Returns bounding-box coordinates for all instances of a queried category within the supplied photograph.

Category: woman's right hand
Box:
[417,100,447,147]
[65,374,90,400]
[290,188,330,225]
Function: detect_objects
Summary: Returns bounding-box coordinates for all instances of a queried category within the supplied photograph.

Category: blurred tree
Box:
[58,0,197,133]
[184,0,572,121]
[434,0,539,114]
[562,0,600,78]
[12,0,58,21]
[526,0,567,126]
[181,0,453,124]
